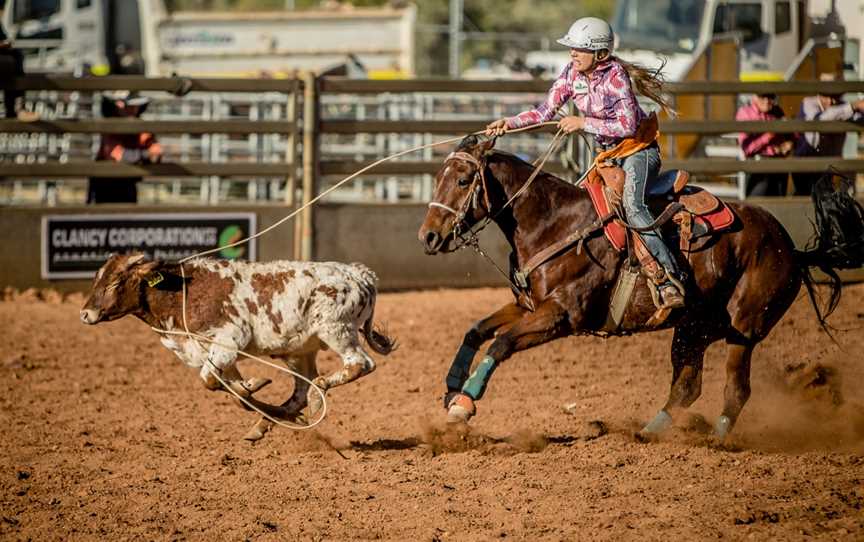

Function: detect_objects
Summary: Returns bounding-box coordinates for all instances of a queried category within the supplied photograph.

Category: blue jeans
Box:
[620,145,682,281]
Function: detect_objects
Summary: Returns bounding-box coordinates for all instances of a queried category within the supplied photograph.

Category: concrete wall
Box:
[313,203,511,290]
[1,198,862,293]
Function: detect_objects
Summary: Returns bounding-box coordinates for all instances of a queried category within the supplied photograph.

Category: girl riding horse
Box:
[422,18,864,440]
[486,17,685,309]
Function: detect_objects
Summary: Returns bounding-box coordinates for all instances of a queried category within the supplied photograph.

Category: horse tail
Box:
[794,170,864,330]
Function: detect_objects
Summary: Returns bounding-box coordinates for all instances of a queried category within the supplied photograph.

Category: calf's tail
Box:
[794,170,864,330]
[363,312,397,355]
[352,262,396,355]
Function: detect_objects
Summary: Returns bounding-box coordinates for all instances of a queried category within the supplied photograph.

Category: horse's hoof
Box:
[713,415,733,441]
[446,393,476,424]
[634,430,659,443]
[243,419,273,442]
[443,391,460,411]
[640,409,673,436]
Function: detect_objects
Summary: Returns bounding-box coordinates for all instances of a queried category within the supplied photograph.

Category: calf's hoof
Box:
[231,378,273,411]
[243,419,273,442]
[446,393,476,424]
[244,377,272,394]
[306,378,328,418]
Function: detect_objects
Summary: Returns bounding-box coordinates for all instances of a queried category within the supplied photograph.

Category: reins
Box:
[430,127,597,307]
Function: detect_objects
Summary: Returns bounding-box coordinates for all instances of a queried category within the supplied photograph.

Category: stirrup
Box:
[659,284,685,310]
[645,282,685,327]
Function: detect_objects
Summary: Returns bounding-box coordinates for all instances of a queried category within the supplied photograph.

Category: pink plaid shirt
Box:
[506,60,647,147]
[735,97,789,157]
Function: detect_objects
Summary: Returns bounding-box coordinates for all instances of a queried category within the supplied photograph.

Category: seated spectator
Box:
[736,93,794,196]
[792,72,864,195]
[87,92,162,204]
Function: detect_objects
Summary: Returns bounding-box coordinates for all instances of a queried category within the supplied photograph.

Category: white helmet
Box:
[557,17,614,52]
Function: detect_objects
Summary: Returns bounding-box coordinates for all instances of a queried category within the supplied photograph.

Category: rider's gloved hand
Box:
[485,119,509,137]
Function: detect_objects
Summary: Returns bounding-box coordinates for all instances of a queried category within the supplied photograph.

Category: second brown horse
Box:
[418,135,864,440]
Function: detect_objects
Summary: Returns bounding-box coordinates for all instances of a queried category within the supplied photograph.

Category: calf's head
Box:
[80,253,160,325]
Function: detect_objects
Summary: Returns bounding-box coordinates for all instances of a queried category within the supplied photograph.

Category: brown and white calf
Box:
[80,253,394,441]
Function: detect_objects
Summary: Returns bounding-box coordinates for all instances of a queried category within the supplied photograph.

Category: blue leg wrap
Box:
[446,344,477,391]
[461,355,498,400]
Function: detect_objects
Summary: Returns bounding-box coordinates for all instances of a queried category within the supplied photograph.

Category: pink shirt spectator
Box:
[736,97,789,157]
[506,60,647,147]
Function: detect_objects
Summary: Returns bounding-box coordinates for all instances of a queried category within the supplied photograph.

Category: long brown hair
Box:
[609,54,676,116]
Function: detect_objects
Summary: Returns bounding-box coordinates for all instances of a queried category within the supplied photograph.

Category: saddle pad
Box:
[679,187,736,236]
[586,182,735,252]
[693,202,735,234]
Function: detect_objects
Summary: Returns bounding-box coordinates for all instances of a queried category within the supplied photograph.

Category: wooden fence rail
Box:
[0,120,298,135]
[316,119,862,135]
[319,79,864,95]
[1,119,859,136]
[1,75,863,180]
[5,76,301,93]
[7,75,862,95]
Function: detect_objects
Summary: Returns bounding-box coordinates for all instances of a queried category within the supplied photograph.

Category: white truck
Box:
[1,0,416,77]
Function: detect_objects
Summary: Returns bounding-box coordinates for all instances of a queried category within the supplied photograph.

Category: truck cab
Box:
[2,0,416,77]
[2,0,147,75]
[613,0,820,81]
[526,1,851,82]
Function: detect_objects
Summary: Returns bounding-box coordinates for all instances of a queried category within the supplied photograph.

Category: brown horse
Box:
[418,135,864,440]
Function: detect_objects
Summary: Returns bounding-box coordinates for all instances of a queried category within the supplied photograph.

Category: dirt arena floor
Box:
[1,283,863,541]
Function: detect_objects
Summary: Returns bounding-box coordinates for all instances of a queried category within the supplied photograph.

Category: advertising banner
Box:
[42,213,257,279]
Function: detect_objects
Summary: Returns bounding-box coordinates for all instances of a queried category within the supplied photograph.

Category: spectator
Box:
[87,92,162,204]
[736,92,794,196]
[792,72,864,195]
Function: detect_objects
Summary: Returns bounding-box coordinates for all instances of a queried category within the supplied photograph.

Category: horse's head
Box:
[419,135,497,254]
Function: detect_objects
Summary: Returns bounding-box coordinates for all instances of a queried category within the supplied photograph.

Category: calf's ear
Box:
[124,253,148,267]
[132,260,161,277]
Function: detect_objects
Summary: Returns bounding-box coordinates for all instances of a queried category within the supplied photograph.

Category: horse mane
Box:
[456,134,584,196]
[489,150,586,200]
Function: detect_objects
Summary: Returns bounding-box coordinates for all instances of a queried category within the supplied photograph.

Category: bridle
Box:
[427,150,494,249]
[424,131,582,312]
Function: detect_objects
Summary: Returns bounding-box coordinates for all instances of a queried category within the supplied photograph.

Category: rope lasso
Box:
[181,121,562,263]
[152,259,327,431]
